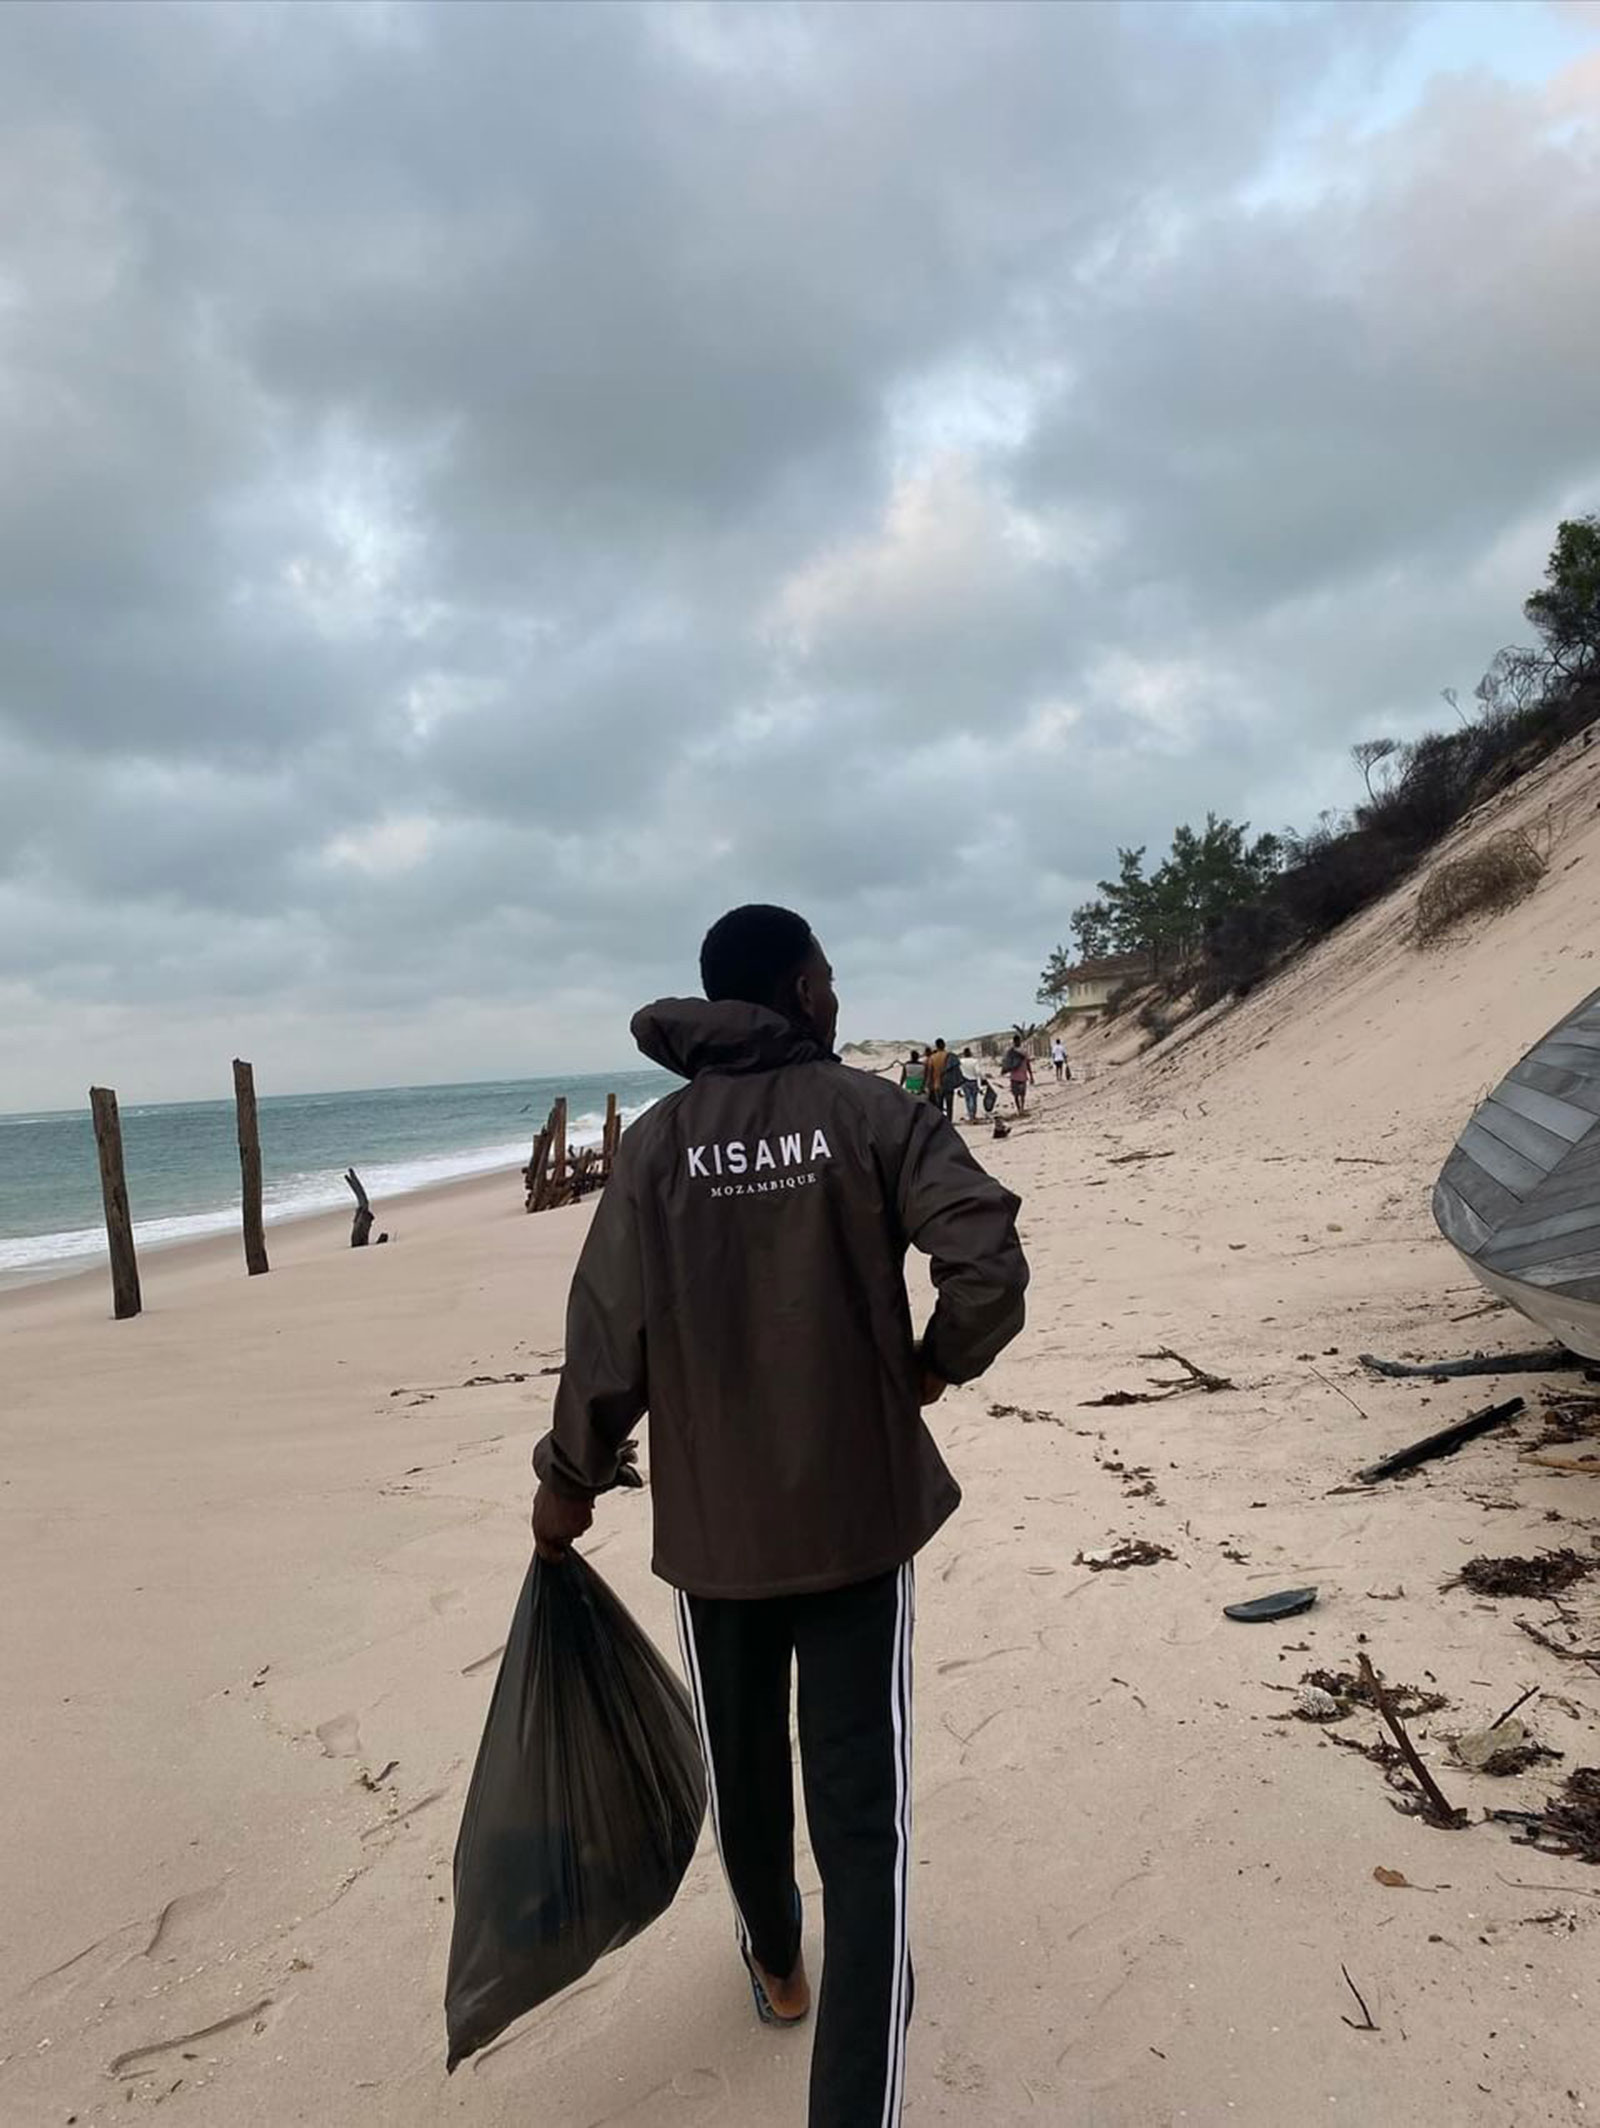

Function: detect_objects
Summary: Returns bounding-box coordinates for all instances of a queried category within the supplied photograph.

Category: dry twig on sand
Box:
[1357,1654,1468,1830]
[1339,1965,1379,2032]
[1082,1348,1235,1407]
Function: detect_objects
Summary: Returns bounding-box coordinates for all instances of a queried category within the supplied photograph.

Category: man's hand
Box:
[918,1366,947,1408]
[532,1480,594,1563]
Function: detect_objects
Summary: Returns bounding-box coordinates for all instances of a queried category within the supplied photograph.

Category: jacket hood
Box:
[632,997,831,1080]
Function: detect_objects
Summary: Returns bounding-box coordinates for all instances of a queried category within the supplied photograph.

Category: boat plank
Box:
[1434,1180,1490,1255]
[1478,1096,1581,1169]
[1507,1059,1600,1119]
[1458,1118,1550,1197]
[1517,1249,1600,1291]
[1487,1079,1600,1144]
[1513,1140,1600,1221]
[1485,1219,1600,1277]
[1441,1147,1524,1228]
[1527,1030,1600,1065]
[1486,1198,1600,1254]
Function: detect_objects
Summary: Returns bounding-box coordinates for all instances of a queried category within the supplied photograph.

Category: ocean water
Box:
[0,1071,669,1280]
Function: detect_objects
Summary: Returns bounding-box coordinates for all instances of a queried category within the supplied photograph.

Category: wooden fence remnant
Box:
[525,1092,625,1211]
[524,1118,553,1211]
[89,1085,142,1320]
[550,1097,567,1202]
[233,1059,269,1276]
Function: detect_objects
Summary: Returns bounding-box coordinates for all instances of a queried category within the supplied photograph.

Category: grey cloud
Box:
[0,0,1595,1106]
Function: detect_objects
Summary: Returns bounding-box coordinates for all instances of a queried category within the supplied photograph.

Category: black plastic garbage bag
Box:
[445,1553,707,2070]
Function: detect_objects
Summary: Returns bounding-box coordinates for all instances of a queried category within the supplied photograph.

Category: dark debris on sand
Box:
[1457,1550,1600,1600]
[1303,1667,1450,1721]
[1492,1767,1600,1863]
[1075,1537,1175,1572]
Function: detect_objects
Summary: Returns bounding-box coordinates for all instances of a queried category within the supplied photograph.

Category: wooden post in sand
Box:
[232,1059,269,1277]
[89,1086,142,1320]
[602,1092,619,1178]
[524,1120,551,1211]
[549,1097,568,1204]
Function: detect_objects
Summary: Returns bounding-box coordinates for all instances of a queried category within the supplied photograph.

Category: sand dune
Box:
[6,737,1600,2124]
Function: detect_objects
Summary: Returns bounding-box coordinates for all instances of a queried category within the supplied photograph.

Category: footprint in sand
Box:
[143,1879,227,1960]
[17,1879,229,2012]
[583,2065,731,2125]
[314,1711,362,1758]
[429,1587,467,1616]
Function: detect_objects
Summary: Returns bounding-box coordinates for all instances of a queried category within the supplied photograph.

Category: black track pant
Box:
[675,1564,915,2128]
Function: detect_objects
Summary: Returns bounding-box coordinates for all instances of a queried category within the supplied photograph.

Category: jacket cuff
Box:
[532,1432,599,1501]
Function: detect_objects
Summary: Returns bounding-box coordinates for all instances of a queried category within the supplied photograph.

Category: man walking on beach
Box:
[924,1036,950,1110]
[532,905,1028,2128]
[939,1045,963,1122]
[1050,1035,1068,1082]
[959,1048,980,1122]
[1002,1040,1033,1115]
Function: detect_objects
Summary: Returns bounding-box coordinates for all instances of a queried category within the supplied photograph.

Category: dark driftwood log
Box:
[344,1168,375,1247]
[1353,1396,1525,1485]
[1359,1347,1571,1380]
[89,1085,142,1320]
[233,1058,269,1277]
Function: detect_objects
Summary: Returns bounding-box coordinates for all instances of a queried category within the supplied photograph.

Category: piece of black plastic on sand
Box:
[1223,1586,1318,1623]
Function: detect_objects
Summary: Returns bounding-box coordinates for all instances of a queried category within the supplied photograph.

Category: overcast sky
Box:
[3,0,1599,1109]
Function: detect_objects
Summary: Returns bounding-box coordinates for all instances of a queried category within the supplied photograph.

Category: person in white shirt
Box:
[1050,1036,1068,1082]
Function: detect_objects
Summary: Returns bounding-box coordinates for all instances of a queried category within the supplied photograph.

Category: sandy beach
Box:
[6,738,1600,2127]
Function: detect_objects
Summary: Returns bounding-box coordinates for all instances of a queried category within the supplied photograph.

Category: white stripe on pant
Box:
[676,1564,915,2128]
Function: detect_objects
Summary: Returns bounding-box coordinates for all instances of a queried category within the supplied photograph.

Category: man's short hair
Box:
[700,904,814,1011]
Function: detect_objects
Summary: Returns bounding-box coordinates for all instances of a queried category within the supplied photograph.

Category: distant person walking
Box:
[959,1049,979,1122]
[899,1050,926,1096]
[1002,1041,1034,1116]
[940,1047,963,1122]
[925,1038,950,1110]
[1050,1036,1068,1083]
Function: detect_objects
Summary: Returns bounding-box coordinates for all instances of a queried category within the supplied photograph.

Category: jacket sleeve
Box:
[896,1104,1029,1384]
[532,1144,647,1499]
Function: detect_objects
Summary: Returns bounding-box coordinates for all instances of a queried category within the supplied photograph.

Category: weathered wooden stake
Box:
[89,1086,142,1320]
[233,1058,269,1277]
[550,1096,568,1205]
[344,1167,375,1247]
[524,1123,552,1211]
[603,1092,619,1175]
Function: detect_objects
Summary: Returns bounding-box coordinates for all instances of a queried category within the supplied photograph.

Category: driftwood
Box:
[1082,1348,1235,1408]
[1356,1654,1467,1829]
[1359,1347,1571,1381]
[344,1168,378,1247]
[1106,1148,1174,1166]
[1353,1396,1524,1485]
[1515,1618,1600,1676]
